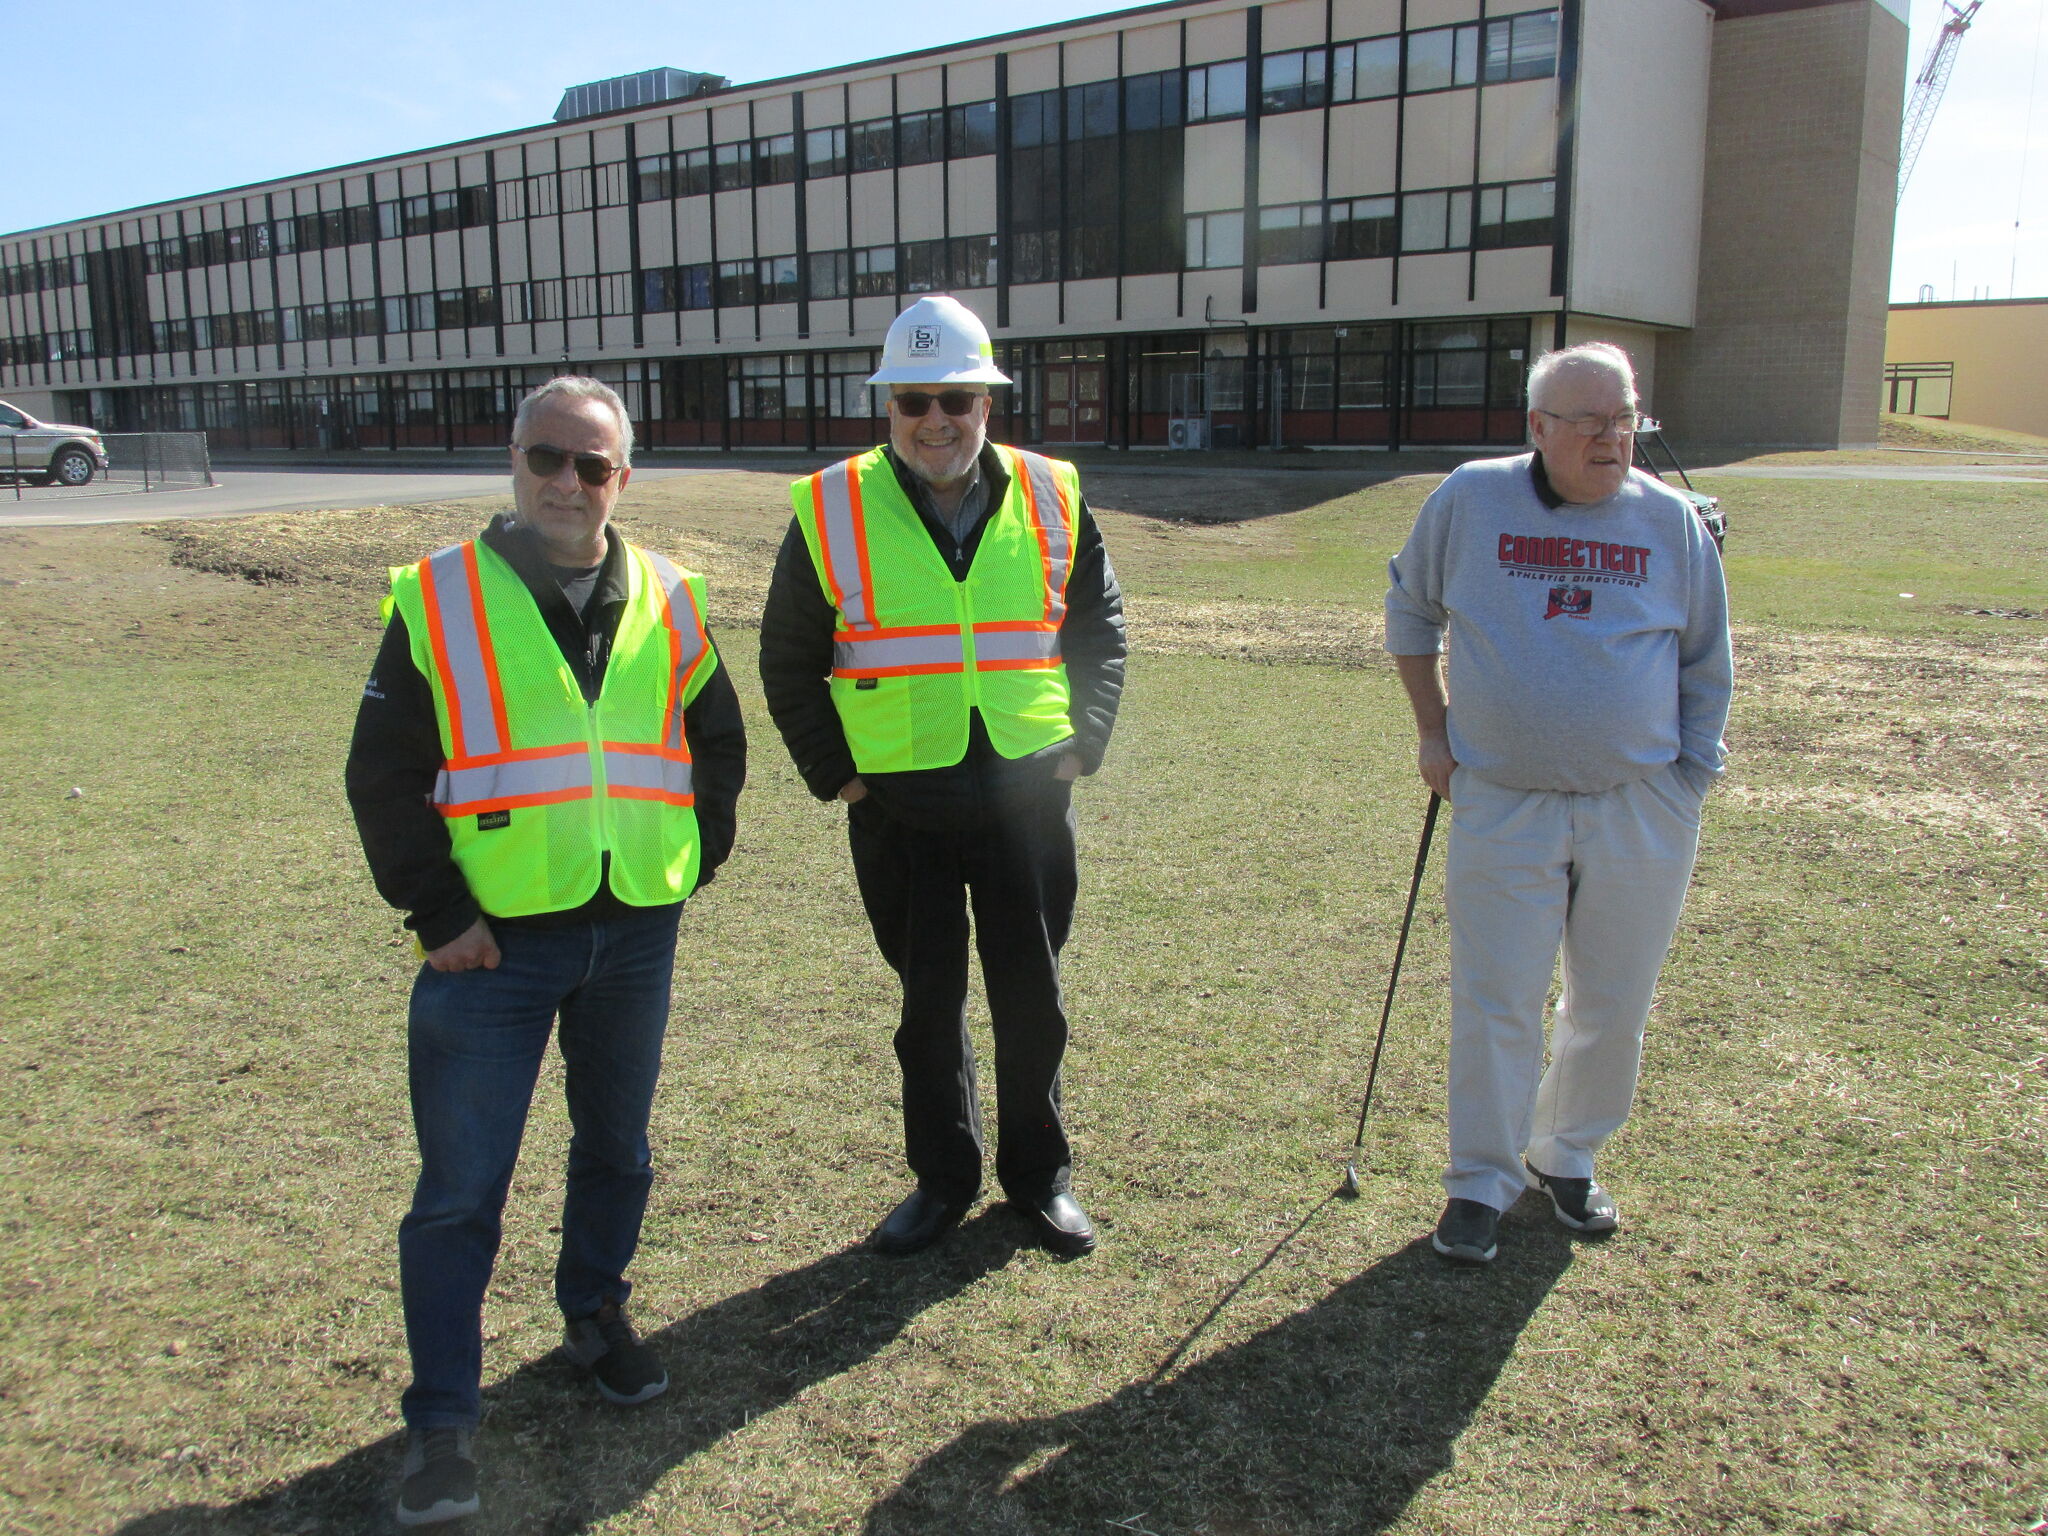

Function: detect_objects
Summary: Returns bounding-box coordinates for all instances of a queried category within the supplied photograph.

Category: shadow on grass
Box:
[114,1212,1024,1535]
[864,1200,1575,1535]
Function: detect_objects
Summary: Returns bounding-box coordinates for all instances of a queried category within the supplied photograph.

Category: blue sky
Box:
[1,0,2039,302]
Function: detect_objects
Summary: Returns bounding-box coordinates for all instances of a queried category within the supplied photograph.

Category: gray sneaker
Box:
[560,1301,669,1406]
[395,1425,478,1528]
[1525,1162,1619,1233]
[1431,1198,1500,1263]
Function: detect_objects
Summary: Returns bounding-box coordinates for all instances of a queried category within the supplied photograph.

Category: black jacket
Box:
[758,443,1126,828]
[345,514,747,950]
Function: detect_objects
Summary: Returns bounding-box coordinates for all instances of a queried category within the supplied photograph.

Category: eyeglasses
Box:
[1533,408,1658,437]
[891,390,984,418]
[515,443,621,486]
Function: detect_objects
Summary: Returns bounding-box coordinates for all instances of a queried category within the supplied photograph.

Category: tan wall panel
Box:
[679,311,715,343]
[1064,34,1119,85]
[948,161,996,234]
[1186,12,1247,65]
[847,172,895,246]
[1008,45,1060,95]
[325,247,351,294]
[1123,22,1182,73]
[1397,252,1468,308]
[433,230,464,283]
[463,225,491,275]
[1478,80,1559,183]
[1065,277,1118,324]
[1007,283,1060,331]
[753,95,794,135]
[497,240,529,282]
[712,104,751,144]
[1263,0,1327,50]
[1182,268,1242,320]
[1473,245,1554,310]
[674,113,709,149]
[803,88,845,128]
[895,164,946,241]
[350,244,376,292]
[759,302,801,338]
[426,160,453,192]
[1325,257,1395,314]
[1259,112,1326,205]
[848,77,893,119]
[639,207,674,266]
[853,294,900,336]
[1327,101,1398,196]
[1121,272,1180,323]
[677,201,714,263]
[526,220,561,279]
[528,139,561,173]
[1259,262,1321,318]
[1401,91,1477,188]
[1557,317,1660,410]
[1886,302,2048,437]
[948,57,996,102]
[807,185,849,249]
[897,67,943,111]
[1408,0,1480,26]
[596,208,632,271]
[756,186,799,253]
[457,153,488,186]
[400,164,430,196]
[1184,122,1246,213]
[591,127,627,163]
[566,318,600,350]
[493,146,524,180]
[562,217,597,275]
[713,191,755,256]
[642,311,677,349]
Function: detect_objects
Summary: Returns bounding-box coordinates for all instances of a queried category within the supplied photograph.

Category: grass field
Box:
[0,458,2042,1535]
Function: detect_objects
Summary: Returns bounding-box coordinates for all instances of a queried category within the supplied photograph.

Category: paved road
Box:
[0,465,713,529]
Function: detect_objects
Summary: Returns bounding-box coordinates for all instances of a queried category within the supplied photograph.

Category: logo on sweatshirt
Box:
[1544,585,1592,620]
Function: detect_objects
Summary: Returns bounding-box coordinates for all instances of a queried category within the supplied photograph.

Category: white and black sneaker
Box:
[1431,1198,1500,1263]
[561,1301,669,1406]
[1525,1161,1619,1233]
[395,1425,479,1528]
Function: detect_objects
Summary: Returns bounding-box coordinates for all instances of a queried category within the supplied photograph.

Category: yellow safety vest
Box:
[792,444,1080,773]
[386,535,716,916]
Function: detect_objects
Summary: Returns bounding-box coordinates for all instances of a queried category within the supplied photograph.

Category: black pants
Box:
[847,781,1078,1203]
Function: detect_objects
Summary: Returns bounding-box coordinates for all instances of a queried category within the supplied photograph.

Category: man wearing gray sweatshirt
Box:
[1383,342,1732,1264]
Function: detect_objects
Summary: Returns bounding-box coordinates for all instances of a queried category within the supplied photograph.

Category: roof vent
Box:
[554,68,726,123]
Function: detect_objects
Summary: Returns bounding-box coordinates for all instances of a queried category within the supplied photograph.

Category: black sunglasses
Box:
[516,443,621,486]
[892,390,983,418]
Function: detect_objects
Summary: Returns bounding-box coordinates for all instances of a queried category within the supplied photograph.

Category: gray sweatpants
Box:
[1442,761,1706,1213]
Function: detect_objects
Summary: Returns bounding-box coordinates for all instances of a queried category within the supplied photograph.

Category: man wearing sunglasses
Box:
[346,376,746,1527]
[1383,342,1731,1266]
[760,295,1127,1260]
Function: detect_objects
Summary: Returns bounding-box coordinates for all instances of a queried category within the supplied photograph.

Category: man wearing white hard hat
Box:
[760,295,1127,1258]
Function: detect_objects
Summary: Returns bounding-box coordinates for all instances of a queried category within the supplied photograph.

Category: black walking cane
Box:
[1339,791,1443,1199]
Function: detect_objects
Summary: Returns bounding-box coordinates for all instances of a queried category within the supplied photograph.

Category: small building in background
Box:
[1884,297,2048,439]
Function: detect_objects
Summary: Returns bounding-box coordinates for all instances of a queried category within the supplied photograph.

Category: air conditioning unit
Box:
[1167,417,1206,450]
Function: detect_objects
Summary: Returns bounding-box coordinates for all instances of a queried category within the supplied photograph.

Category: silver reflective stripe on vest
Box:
[638,548,711,751]
[423,544,503,759]
[971,626,1061,665]
[813,459,873,629]
[1011,449,1074,619]
[603,748,693,800]
[832,630,966,675]
[435,750,591,810]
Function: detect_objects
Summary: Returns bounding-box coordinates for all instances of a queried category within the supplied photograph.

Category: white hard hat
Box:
[866,295,1012,386]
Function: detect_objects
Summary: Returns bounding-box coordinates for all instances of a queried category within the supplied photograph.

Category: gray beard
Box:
[901,440,981,489]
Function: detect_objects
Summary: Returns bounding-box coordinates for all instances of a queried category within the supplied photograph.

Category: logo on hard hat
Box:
[908,325,941,355]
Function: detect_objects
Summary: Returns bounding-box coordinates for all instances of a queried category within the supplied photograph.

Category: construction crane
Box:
[1898,0,1984,197]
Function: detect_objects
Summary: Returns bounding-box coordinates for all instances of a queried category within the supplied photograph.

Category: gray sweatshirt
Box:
[1384,454,1732,795]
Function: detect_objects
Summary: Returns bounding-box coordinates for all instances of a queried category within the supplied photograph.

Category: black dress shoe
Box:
[1016,1191,1097,1258]
[870,1187,972,1256]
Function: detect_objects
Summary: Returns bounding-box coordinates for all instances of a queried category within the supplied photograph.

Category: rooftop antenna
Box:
[1899,1,1984,198]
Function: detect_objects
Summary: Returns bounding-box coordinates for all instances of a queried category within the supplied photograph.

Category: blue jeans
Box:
[398,904,682,1429]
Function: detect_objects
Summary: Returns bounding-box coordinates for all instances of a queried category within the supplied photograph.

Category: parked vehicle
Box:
[0,400,109,486]
[1635,425,1725,549]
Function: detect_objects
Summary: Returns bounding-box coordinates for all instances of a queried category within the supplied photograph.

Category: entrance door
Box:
[1041,362,1107,444]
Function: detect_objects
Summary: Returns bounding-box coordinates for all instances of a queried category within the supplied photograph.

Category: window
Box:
[1328,195,1398,259]
[559,167,594,214]
[1185,210,1244,269]
[809,250,850,299]
[850,118,895,172]
[1401,188,1473,252]
[898,110,944,166]
[1010,90,1058,149]
[1124,69,1183,131]
[757,255,799,304]
[1474,179,1555,247]
[714,142,753,192]
[594,162,631,207]
[731,353,806,420]
[1261,49,1328,113]
[1065,82,1119,278]
[716,259,758,306]
[525,172,560,216]
[896,235,999,294]
[852,244,896,296]
[1258,203,1325,265]
[1483,11,1560,83]
[806,126,848,178]
[1407,25,1480,92]
[900,237,947,294]
[1009,90,1062,282]
[1066,81,1117,140]
[822,351,880,417]
[948,100,998,157]
[676,148,712,197]
[754,135,798,185]
[1332,36,1401,101]
[1186,60,1247,121]
[563,276,599,318]
[636,154,677,202]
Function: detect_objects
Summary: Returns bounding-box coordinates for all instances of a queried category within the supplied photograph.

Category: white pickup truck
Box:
[0,399,109,486]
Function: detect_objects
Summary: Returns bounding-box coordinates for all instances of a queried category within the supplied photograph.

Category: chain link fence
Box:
[4,432,214,501]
